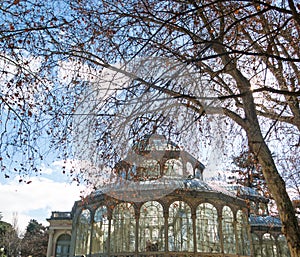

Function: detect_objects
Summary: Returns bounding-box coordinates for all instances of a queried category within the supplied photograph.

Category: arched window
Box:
[139,201,164,252]
[75,209,91,256]
[164,159,183,178]
[186,162,193,177]
[110,203,136,253]
[277,234,290,257]
[262,233,277,257]
[168,201,193,252]
[258,202,268,216]
[55,234,71,257]
[140,160,160,180]
[222,206,236,254]
[92,206,109,254]
[252,233,262,257]
[236,210,250,255]
[115,161,130,180]
[195,168,202,180]
[196,203,220,253]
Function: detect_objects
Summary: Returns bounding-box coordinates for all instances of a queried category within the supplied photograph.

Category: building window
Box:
[110,203,136,253]
[222,206,236,254]
[55,234,71,257]
[168,201,193,252]
[186,162,193,177]
[277,234,290,257]
[164,159,183,178]
[139,201,164,252]
[236,210,250,255]
[196,203,220,253]
[262,233,277,257]
[252,233,262,257]
[75,209,91,256]
[92,205,109,254]
[140,160,160,180]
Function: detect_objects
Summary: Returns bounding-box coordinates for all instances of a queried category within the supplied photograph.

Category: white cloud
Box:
[0,174,84,235]
[39,163,54,175]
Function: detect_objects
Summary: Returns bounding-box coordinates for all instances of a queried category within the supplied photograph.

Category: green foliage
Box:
[0,247,6,257]
[21,220,48,257]
[0,220,12,240]
[0,220,20,257]
[25,219,42,234]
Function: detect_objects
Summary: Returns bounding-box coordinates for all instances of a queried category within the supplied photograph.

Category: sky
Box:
[0,161,85,235]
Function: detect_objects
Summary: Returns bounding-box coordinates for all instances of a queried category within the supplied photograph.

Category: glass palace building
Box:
[46,134,291,257]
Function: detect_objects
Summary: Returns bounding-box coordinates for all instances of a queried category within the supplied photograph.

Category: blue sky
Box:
[0,161,84,234]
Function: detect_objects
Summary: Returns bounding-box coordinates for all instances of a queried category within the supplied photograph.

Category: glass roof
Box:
[132,134,180,153]
[93,177,237,202]
[249,215,282,227]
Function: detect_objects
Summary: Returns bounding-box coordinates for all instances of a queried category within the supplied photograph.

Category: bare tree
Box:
[0,215,20,257]
[0,0,300,255]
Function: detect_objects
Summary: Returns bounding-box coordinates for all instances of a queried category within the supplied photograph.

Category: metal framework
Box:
[46,134,291,257]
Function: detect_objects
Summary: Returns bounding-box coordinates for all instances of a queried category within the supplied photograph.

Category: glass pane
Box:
[56,245,62,254]
[56,234,71,257]
[164,159,183,178]
[196,203,220,253]
[186,162,193,177]
[277,234,290,257]
[222,206,236,254]
[262,233,277,257]
[92,206,109,254]
[140,160,160,180]
[80,209,91,223]
[62,245,69,254]
[139,201,164,251]
[168,201,193,252]
[252,233,262,257]
[236,210,250,255]
[75,209,91,256]
[57,234,71,242]
[110,203,136,253]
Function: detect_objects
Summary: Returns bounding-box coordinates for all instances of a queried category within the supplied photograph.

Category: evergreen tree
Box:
[21,220,48,257]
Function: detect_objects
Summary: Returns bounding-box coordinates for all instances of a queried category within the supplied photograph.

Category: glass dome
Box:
[114,134,205,182]
[70,135,252,257]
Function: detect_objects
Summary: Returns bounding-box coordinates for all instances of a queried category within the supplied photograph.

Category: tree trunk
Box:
[249,132,300,256]
[216,43,300,256]
[241,82,300,257]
